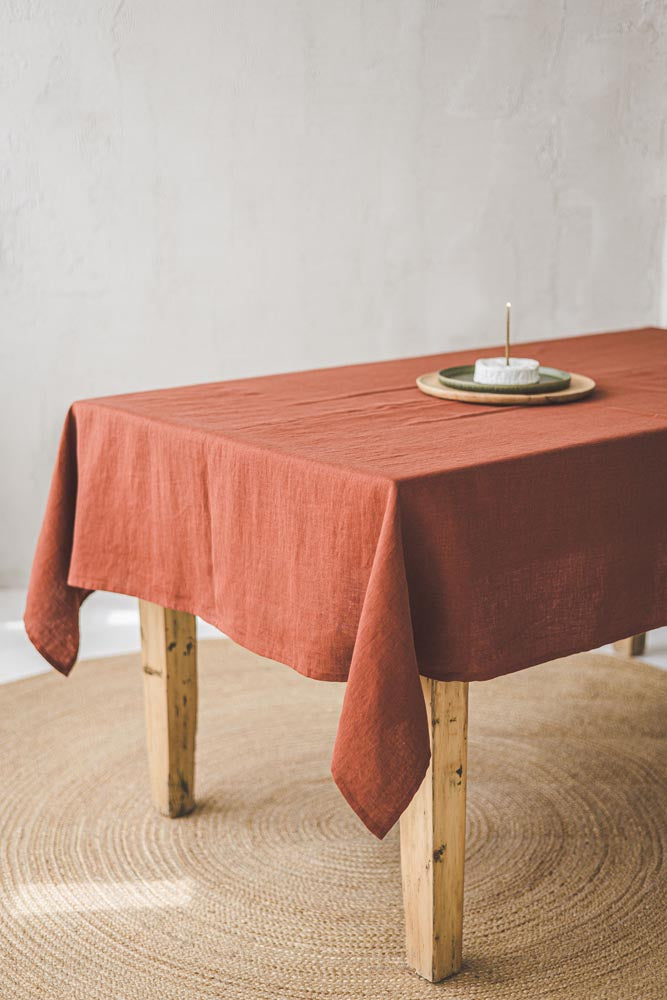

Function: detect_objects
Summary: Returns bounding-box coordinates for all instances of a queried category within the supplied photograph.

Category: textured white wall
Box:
[2,1,667,585]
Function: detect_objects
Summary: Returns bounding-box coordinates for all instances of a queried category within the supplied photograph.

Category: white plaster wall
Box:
[2,0,667,585]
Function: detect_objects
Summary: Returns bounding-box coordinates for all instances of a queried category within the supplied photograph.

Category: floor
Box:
[1,588,666,685]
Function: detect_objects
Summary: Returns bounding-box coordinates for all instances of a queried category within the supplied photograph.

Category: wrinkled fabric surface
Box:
[25,328,667,837]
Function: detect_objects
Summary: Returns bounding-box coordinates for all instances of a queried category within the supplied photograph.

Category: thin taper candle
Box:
[505,302,511,365]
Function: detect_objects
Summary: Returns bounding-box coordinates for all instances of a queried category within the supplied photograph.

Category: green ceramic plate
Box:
[437,364,571,395]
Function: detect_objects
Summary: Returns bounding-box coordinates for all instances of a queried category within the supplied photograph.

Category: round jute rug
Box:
[1,642,665,1000]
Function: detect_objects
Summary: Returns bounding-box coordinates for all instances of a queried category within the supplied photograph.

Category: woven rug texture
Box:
[1,640,665,999]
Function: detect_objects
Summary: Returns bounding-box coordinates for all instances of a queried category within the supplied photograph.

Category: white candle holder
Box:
[473,357,540,386]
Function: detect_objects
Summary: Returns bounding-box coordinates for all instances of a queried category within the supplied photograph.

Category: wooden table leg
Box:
[400,678,468,982]
[139,600,197,817]
[613,633,646,657]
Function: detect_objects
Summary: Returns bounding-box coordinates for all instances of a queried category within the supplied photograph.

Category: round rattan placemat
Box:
[417,370,596,405]
[1,641,665,999]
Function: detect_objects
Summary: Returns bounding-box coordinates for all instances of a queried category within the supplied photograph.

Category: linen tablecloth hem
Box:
[414,615,667,684]
[46,576,667,686]
[23,621,78,676]
[63,575,353,684]
[331,753,430,840]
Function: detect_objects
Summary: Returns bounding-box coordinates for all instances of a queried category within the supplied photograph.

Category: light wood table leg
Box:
[400,678,468,982]
[613,633,646,657]
[139,600,197,817]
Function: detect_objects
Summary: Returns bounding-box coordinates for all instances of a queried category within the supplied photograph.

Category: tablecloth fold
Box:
[332,485,430,837]
[25,409,90,674]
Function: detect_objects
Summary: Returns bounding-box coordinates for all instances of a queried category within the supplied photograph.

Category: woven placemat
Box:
[416,370,596,405]
[1,641,665,999]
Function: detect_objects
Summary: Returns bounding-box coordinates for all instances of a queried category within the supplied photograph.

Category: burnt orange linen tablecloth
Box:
[25,328,667,838]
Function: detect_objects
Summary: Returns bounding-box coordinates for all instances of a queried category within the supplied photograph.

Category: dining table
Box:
[24,326,667,982]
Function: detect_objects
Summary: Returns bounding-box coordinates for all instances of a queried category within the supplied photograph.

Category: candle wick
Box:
[505,302,511,365]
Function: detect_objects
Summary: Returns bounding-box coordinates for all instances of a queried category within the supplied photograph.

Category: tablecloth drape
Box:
[25,328,667,837]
